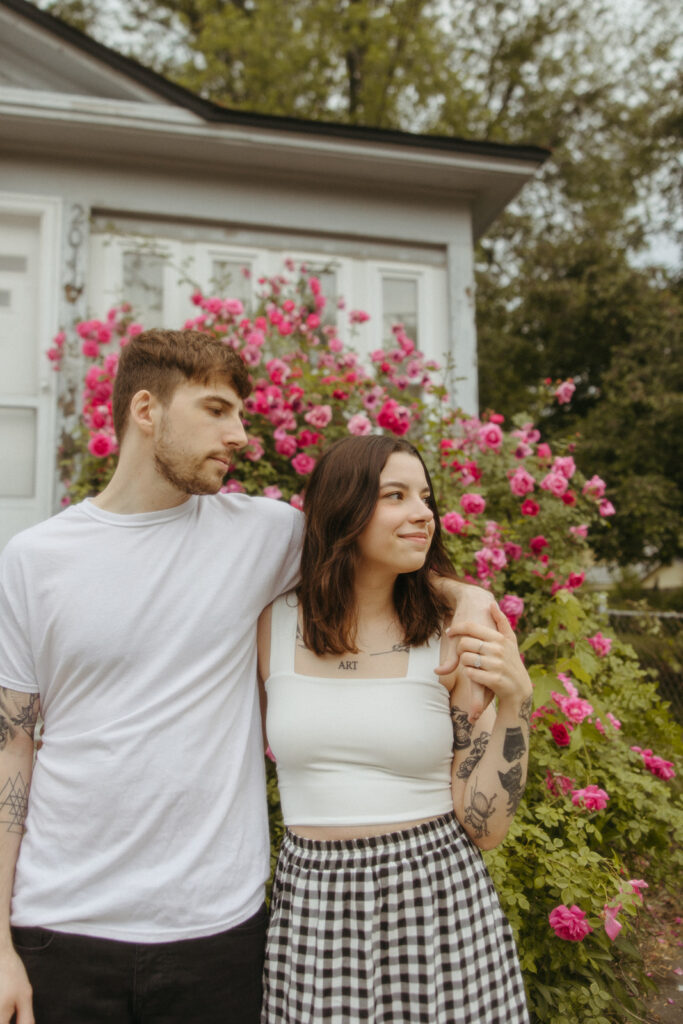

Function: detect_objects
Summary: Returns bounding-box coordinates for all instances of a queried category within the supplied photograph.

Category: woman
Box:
[258,435,532,1023]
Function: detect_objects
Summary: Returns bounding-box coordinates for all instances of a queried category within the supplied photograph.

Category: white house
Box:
[0,0,548,549]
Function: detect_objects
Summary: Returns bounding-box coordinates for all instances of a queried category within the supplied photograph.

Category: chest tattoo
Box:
[370,642,409,657]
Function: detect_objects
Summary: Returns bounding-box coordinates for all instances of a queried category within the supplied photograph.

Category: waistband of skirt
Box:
[280,812,463,870]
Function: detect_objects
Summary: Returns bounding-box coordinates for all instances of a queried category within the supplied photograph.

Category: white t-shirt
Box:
[0,493,303,943]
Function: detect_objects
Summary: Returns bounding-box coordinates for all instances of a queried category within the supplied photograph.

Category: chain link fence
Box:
[608,610,683,724]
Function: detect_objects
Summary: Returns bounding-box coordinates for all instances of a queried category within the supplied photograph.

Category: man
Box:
[0,329,492,1024]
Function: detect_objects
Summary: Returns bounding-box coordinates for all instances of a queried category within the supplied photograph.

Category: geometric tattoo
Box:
[456,732,491,779]
[464,779,497,839]
[503,726,526,763]
[0,772,29,835]
[450,705,474,751]
[498,763,525,816]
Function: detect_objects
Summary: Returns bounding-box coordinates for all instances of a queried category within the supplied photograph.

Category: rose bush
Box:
[50,265,682,1023]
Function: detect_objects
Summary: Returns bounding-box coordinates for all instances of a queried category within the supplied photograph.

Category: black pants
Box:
[11,903,267,1023]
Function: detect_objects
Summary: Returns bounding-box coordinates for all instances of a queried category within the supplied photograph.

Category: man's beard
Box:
[154,441,226,496]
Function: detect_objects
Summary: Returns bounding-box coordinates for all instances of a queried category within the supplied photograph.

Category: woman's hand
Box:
[450,604,532,710]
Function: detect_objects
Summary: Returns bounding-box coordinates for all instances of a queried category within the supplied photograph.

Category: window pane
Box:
[122,251,165,325]
[0,256,27,273]
[211,260,252,307]
[306,266,337,327]
[382,276,418,345]
[0,407,35,497]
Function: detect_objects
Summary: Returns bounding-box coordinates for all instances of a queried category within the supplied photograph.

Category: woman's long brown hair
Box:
[296,435,457,655]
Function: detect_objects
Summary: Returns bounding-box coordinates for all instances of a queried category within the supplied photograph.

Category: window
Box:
[382,275,419,346]
[88,227,448,364]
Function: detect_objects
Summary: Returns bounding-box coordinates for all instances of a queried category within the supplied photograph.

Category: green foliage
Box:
[50,267,683,1022]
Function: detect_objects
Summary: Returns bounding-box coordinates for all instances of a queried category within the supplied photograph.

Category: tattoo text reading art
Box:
[450,705,474,751]
[456,732,491,780]
[499,763,525,816]
[0,688,39,750]
[0,772,29,835]
[464,779,497,839]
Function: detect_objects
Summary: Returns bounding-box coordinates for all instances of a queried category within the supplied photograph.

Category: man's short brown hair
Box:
[112,329,252,442]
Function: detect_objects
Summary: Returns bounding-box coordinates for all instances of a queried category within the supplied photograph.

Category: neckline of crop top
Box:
[265,592,446,687]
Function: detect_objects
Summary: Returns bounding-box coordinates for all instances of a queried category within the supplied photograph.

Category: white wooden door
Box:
[0,200,60,551]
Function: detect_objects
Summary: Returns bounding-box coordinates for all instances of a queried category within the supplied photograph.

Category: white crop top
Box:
[265,594,454,825]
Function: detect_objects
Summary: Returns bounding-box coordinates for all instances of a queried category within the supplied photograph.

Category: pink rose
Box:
[347,413,372,436]
[520,499,540,517]
[599,499,616,517]
[81,339,100,358]
[376,399,411,436]
[541,471,569,497]
[500,594,524,626]
[553,456,576,479]
[241,346,262,367]
[550,723,572,747]
[545,772,575,796]
[87,433,117,458]
[587,632,612,657]
[504,542,523,561]
[509,467,535,497]
[442,512,467,535]
[631,747,676,780]
[606,712,621,731]
[554,379,576,405]
[625,879,648,899]
[275,435,298,457]
[567,572,585,590]
[291,453,316,476]
[289,492,305,510]
[244,437,264,462]
[530,535,549,555]
[583,474,606,499]
[304,404,332,428]
[221,480,245,494]
[569,524,589,539]
[266,358,290,384]
[571,785,609,811]
[603,904,622,942]
[549,904,592,941]
[224,298,244,316]
[479,422,503,450]
[460,493,486,515]
[552,688,593,724]
[263,486,282,500]
[536,442,552,461]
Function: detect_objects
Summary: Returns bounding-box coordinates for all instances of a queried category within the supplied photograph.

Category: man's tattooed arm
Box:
[0,687,39,837]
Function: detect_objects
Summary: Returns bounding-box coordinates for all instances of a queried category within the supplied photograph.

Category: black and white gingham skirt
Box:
[261,812,529,1023]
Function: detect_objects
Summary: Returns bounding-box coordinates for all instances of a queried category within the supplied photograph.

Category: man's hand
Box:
[433,581,498,722]
[0,945,34,1024]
